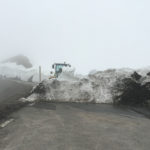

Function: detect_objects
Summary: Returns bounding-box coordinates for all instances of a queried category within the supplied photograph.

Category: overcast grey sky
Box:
[0,0,150,74]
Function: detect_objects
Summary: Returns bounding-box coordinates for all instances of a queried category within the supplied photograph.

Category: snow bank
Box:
[58,67,84,81]
[0,62,48,82]
[26,69,133,103]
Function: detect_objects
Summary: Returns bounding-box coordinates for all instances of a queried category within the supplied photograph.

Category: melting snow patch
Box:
[0,119,14,128]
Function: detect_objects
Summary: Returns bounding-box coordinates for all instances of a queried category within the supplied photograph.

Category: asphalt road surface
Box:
[0,79,33,103]
[0,79,34,121]
[0,102,150,150]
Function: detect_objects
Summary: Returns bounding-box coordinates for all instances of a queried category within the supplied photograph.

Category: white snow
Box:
[26,68,132,103]
[58,67,83,81]
[0,62,48,82]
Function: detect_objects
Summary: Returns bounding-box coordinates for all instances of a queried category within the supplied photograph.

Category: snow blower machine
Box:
[49,62,71,79]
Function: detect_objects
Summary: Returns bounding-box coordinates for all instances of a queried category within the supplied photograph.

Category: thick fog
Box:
[0,0,150,74]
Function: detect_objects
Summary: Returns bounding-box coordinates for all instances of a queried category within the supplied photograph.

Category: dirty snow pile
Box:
[26,68,136,103]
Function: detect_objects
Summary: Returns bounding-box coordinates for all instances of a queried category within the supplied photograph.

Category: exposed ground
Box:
[0,79,150,150]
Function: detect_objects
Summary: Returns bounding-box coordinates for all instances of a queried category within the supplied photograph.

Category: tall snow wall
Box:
[27,69,133,103]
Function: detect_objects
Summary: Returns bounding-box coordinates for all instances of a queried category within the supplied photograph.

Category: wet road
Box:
[0,79,34,121]
[0,102,150,150]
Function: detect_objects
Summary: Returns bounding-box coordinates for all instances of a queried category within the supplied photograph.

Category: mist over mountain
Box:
[0,55,47,82]
[2,55,32,69]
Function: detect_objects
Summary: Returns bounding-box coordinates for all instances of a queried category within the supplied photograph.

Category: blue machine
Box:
[52,62,71,78]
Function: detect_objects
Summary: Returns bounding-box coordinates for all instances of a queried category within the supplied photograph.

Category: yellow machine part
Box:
[49,75,56,79]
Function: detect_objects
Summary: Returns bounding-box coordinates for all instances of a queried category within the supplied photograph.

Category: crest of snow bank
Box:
[58,67,84,81]
[26,69,133,103]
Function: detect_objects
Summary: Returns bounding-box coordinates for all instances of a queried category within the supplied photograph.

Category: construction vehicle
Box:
[49,62,71,79]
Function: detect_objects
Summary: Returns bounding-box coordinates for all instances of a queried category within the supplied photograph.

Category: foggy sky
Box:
[0,0,150,74]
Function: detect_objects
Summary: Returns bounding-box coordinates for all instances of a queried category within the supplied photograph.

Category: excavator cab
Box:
[50,62,71,79]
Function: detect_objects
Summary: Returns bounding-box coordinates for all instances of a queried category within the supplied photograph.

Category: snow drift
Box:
[0,55,48,82]
[26,68,136,103]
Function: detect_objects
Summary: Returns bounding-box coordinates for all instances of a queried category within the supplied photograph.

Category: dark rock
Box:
[147,72,150,76]
[112,77,150,106]
[131,71,142,81]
